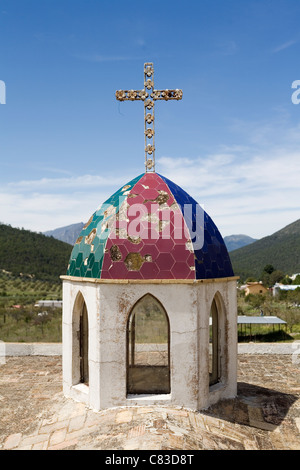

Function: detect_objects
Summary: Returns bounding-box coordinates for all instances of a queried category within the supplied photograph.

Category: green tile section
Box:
[67,174,144,278]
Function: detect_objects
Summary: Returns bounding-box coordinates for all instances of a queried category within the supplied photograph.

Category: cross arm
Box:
[151,89,183,101]
[115,89,148,101]
[115,89,183,102]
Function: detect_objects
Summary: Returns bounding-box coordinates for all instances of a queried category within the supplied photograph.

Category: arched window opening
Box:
[127,294,170,395]
[72,292,89,386]
[209,298,220,386]
[80,302,89,384]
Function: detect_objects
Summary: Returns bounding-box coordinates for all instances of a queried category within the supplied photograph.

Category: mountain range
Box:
[223,234,257,252]
[229,219,300,281]
[42,219,300,281]
[43,223,257,252]
[44,223,85,245]
[0,218,298,283]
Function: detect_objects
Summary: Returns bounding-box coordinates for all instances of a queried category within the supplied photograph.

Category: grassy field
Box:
[237,290,300,342]
[0,271,62,342]
[0,305,62,343]
[0,272,300,343]
[0,271,61,307]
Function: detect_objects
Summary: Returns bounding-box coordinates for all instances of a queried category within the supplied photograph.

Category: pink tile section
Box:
[101,173,195,280]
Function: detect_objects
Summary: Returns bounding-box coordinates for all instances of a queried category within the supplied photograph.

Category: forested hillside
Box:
[0,224,72,282]
[230,219,300,281]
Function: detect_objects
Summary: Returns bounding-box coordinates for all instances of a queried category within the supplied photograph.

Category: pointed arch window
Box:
[209,298,220,386]
[127,294,170,395]
[79,302,89,384]
[72,292,89,386]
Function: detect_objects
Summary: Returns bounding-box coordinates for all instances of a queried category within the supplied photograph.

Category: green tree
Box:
[287,288,300,305]
[281,276,293,285]
[245,293,265,309]
[269,270,285,285]
[263,264,275,275]
[292,274,300,285]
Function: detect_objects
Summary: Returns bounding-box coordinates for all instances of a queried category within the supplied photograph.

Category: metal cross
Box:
[115,62,183,172]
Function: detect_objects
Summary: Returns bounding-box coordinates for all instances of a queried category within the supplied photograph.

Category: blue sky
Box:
[0,0,300,239]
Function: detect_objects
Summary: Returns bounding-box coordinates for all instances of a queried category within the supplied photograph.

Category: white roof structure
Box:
[209,315,286,326]
[237,315,286,325]
[273,283,300,291]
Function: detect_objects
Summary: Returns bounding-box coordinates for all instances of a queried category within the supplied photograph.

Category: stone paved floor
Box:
[0,354,299,450]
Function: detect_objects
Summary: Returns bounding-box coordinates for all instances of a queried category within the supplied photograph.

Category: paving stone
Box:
[38,418,69,435]
[3,433,22,450]
[68,414,86,432]
[0,354,299,450]
[49,428,67,446]
[21,432,50,447]
[32,440,49,450]
[48,437,78,450]
[115,409,133,424]
[84,410,101,427]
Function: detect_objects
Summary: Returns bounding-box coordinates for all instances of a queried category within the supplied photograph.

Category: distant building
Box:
[244,282,268,296]
[34,300,62,308]
[272,283,300,296]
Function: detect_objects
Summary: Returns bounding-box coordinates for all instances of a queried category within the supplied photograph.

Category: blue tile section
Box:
[158,174,234,279]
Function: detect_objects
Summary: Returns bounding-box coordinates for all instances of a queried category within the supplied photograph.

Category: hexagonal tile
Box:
[100,269,112,279]
[125,270,144,280]
[67,259,76,276]
[122,239,143,254]
[139,224,150,241]
[140,173,161,189]
[94,243,105,262]
[87,252,95,268]
[141,187,159,201]
[91,261,101,278]
[146,228,159,244]
[156,252,175,271]
[104,261,129,279]
[75,252,83,268]
[130,183,147,195]
[195,260,206,279]
[171,245,193,263]
[140,244,159,261]
[171,262,194,279]
[155,237,175,253]
[127,193,144,206]
[155,270,175,280]
[140,262,160,279]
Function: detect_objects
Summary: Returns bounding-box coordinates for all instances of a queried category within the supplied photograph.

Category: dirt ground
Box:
[0,354,299,450]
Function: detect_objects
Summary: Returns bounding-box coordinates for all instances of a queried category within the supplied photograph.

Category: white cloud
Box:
[272,40,297,53]
[7,174,130,192]
[157,142,300,238]
[1,118,299,239]
[0,188,111,233]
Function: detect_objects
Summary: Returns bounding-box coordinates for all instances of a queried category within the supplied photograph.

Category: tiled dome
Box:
[67,173,234,280]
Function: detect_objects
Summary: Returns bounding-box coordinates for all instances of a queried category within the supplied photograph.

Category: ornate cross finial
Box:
[115,63,183,172]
